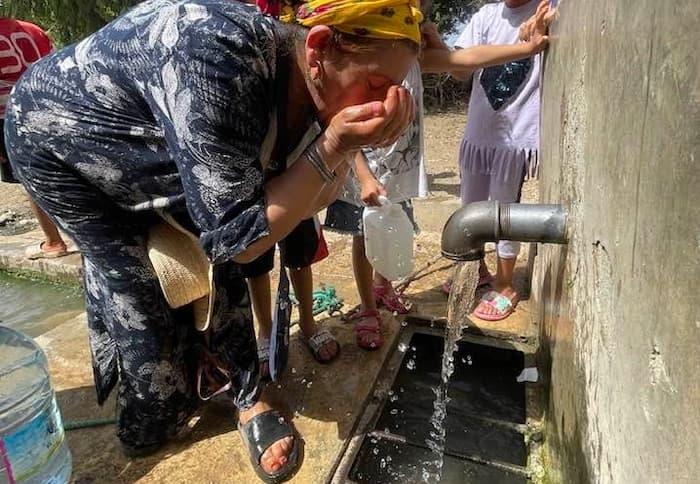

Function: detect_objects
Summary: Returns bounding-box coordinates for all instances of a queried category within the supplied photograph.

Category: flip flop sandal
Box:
[258,337,271,382]
[238,410,303,484]
[25,241,71,260]
[300,327,340,364]
[350,309,384,351]
[473,290,517,322]
[373,285,412,314]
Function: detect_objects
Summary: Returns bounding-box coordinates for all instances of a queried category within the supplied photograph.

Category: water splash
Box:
[421,261,480,483]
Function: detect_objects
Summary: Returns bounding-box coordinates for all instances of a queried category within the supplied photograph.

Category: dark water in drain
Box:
[352,438,526,484]
[0,272,84,337]
[350,332,527,483]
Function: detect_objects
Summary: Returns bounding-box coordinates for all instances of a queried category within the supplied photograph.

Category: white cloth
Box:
[340,62,428,205]
[455,0,541,181]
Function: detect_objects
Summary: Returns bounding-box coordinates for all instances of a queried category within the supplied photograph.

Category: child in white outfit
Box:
[452,0,545,321]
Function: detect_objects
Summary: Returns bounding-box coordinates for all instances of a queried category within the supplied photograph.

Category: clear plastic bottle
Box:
[0,326,72,483]
[363,196,414,281]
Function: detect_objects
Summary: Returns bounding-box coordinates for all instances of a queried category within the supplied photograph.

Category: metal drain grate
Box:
[346,332,529,483]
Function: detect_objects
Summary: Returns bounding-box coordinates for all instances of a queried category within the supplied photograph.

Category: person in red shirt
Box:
[0,17,70,259]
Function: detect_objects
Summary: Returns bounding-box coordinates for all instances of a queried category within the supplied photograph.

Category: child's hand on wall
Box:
[520,0,552,54]
[520,0,555,45]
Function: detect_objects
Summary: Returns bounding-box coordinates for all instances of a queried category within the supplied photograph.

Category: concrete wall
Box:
[533,0,700,482]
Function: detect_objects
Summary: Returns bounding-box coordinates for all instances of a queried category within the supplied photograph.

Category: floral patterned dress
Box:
[5,0,298,448]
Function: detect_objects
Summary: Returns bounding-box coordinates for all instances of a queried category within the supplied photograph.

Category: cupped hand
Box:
[324,85,414,157]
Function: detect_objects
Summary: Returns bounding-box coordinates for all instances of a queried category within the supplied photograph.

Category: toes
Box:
[261,436,294,474]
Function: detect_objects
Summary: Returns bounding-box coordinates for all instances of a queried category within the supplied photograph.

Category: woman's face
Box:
[305,27,418,122]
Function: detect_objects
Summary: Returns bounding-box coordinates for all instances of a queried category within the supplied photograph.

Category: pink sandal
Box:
[349,309,384,350]
[472,290,517,321]
[441,273,493,296]
[373,285,412,314]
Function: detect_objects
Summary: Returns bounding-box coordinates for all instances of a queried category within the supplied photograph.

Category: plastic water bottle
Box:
[363,196,414,281]
[0,326,72,483]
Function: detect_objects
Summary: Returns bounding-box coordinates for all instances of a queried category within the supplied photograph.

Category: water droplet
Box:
[372,447,379,455]
[380,458,387,469]
[390,394,399,402]
[291,367,297,374]
[307,381,313,388]
[406,359,416,370]
[390,408,399,415]
[398,342,408,352]
[401,320,408,327]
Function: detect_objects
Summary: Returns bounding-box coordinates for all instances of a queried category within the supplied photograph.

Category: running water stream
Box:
[422,261,480,483]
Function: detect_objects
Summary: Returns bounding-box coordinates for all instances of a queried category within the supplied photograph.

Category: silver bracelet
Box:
[304,142,336,183]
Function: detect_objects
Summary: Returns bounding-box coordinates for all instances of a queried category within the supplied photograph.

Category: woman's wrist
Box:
[316,132,349,170]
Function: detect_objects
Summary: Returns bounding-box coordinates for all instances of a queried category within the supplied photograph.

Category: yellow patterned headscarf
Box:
[295,0,423,44]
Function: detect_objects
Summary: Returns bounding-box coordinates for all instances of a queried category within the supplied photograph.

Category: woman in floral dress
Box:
[5,0,421,480]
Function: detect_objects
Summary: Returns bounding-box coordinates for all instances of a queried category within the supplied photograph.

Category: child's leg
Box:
[473,170,526,319]
[282,219,339,363]
[248,272,273,337]
[242,249,275,377]
[353,235,377,311]
[288,266,337,362]
[455,172,493,281]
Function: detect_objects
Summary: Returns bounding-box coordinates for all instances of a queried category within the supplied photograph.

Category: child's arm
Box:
[421,1,550,75]
[354,151,387,207]
[421,41,544,74]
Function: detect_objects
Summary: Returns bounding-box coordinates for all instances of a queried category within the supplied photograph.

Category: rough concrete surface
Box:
[534,1,700,482]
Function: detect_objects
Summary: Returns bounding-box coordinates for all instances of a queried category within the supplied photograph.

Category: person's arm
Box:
[423,0,550,77]
[421,40,546,75]
[150,19,412,266]
[353,151,387,207]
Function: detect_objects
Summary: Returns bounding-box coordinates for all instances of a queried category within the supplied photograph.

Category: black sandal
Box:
[238,410,303,483]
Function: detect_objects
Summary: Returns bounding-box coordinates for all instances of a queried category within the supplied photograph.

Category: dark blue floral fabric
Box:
[5,0,289,447]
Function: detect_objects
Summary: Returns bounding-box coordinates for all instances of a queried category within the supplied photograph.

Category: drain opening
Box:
[348,332,529,483]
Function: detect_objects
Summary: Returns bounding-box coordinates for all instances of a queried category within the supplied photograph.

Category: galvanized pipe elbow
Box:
[441,201,568,261]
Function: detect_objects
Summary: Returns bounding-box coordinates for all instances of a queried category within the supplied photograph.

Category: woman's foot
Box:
[473,286,519,321]
[350,309,384,350]
[239,400,295,475]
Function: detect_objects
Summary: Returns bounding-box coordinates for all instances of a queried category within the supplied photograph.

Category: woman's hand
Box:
[324,85,414,158]
[361,177,387,207]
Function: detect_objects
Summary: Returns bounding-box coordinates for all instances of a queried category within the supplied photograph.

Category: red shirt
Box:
[0,18,53,119]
